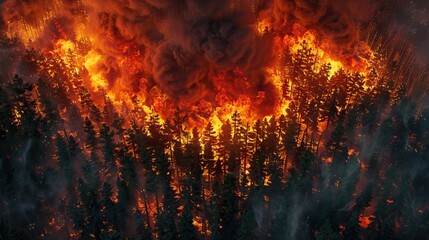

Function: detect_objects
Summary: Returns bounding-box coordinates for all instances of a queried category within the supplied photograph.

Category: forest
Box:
[1,27,429,240]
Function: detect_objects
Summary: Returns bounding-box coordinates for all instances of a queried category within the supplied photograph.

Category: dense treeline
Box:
[1,38,429,240]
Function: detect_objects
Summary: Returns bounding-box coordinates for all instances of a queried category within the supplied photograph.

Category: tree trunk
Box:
[142,191,152,229]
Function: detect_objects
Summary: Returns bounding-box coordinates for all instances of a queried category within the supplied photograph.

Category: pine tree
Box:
[83,116,98,152]
[100,182,118,230]
[78,178,102,239]
[209,199,222,240]
[326,111,348,162]
[82,153,100,189]
[119,152,137,192]
[102,95,116,124]
[249,149,265,189]
[266,117,283,194]
[231,110,242,136]
[219,173,239,239]
[189,128,203,205]
[283,101,300,168]
[173,106,188,141]
[9,75,40,135]
[40,99,60,134]
[203,122,217,189]
[218,120,232,175]
[99,123,116,168]
[178,182,199,240]
[67,190,85,235]
[90,103,103,124]
[68,134,80,157]
[203,122,217,153]
[79,86,93,112]
[116,175,132,220]
[134,210,153,240]
[55,133,73,186]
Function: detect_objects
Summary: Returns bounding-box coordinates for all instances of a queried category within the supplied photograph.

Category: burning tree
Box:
[1,0,429,240]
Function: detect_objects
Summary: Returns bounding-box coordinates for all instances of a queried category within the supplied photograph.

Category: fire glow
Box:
[2,8,377,132]
[1,0,429,239]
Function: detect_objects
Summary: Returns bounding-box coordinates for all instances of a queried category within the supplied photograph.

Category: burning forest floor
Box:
[1,0,429,240]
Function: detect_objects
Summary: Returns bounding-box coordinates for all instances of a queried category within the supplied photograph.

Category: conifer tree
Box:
[100,182,118,230]
[219,173,239,239]
[83,116,98,152]
[99,123,116,168]
[218,120,232,175]
[178,182,199,240]
[55,133,73,185]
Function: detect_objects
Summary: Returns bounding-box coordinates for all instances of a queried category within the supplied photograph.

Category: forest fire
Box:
[1,0,429,240]
[1,0,380,130]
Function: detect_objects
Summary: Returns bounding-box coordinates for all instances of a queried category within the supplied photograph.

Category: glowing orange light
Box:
[359,214,374,229]
[322,157,333,164]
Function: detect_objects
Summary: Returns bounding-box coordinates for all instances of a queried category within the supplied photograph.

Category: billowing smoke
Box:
[272,0,384,48]
[1,0,428,118]
[85,0,276,108]
[0,0,279,116]
[273,0,429,68]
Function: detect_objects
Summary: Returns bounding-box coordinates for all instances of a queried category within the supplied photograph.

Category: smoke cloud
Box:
[1,0,428,117]
[272,0,384,48]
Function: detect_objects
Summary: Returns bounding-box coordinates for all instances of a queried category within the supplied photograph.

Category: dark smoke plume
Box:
[1,0,428,116]
[83,0,277,111]
[272,0,384,48]
[273,0,429,69]
[0,0,284,117]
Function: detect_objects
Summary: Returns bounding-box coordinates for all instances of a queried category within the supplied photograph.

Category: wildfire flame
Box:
[359,214,374,229]
[1,1,428,239]
[3,11,379,131]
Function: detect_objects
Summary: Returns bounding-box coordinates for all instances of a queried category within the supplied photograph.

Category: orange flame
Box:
[4,3,377,131]
[359,214,375,229]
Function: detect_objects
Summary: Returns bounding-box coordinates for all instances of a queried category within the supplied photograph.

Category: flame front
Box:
[2,0,380,131]
[1,1,428,239]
